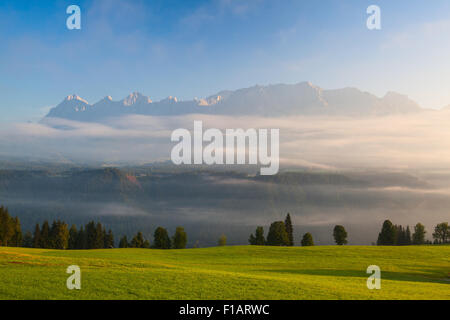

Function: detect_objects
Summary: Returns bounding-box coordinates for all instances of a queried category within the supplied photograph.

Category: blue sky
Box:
[1,0,450,121]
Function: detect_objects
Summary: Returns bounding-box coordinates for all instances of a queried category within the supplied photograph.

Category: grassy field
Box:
[0,245,448,300]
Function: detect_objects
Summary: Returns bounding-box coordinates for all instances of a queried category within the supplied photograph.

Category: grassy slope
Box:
[0,246,448,300]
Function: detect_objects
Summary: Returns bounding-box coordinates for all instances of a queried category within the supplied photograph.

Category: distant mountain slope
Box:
[45,82,423,122]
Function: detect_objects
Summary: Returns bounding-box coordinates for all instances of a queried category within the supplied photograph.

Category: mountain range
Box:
[45,82,424,122]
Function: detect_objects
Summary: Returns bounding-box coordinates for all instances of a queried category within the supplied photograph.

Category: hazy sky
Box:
[1,0,450,121]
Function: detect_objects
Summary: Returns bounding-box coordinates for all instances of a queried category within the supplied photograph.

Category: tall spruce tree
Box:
[131,232,145,248]
[172,227,187,249]
[377,220,396,245]
[254,227,265,245]
[248,233,256,245]
[85,221,96,249]
[104,229,114,248]
[76,226,87,249]
[54,220,69,249]
[94,223,105,249]
[10,217,22,247]
[0,207,14,246]
[33,223,41,248]
[40,221,50,248]
[284,213,294,246]
[119,235,129,248]
[249,226,265,245]
[68,225,78,249]
[49,220,58,249]
[48,220,69,249]
[394,225,404,245]
[405,226,412,245]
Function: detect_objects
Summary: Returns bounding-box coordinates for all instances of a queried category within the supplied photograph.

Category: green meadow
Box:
[0,245,448,300]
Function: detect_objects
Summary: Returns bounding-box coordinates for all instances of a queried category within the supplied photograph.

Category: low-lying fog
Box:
[1,112,450,245]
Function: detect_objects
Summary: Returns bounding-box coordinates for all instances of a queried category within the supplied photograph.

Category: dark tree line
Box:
[118,226,187,249]
[377,220,449,245]
[31,220,114,250]
[1,206,190,250]
[3,204,448,249]
[0,206,114,250]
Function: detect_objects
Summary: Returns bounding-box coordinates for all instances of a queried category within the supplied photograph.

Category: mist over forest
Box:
[0,164,448,246]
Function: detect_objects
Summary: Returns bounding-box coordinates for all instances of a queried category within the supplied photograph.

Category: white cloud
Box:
[3,111,450,170]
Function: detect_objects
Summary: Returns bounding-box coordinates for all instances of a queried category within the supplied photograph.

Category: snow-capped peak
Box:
[65,94,89,104]
[122,92,152,106]
[196,95,222,106]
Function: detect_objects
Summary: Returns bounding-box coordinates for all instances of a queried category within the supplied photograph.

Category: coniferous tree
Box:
[119,235,129,248]
[0,207,14,246]
[40,221,50,248]
[85,221,96,249]
[249,226,265,245]
[68,225,78,249]
[412,223,426,245]
[76,226,87,249]
[104,229,114,248]
[377,220,396,245]
[172,227,187,249]
[49,220,58,249]
[333,225,348,245]
[394,225,404,245]
[266,221,289,246]
[153,227,171,249]
[50,220,69,249]
[102,227,107,247]
[57,221,69,249]
[94,223,105,249]
[396,225,411,245]
[248,233,256,245]
[33,223,41,248]
[10,217,22,247]
[131,231,145,248]
[254,227,265,245]
[405,226,412,245]
[284,213,294,246]
[0,206,8,246]
[301,233,314,246]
